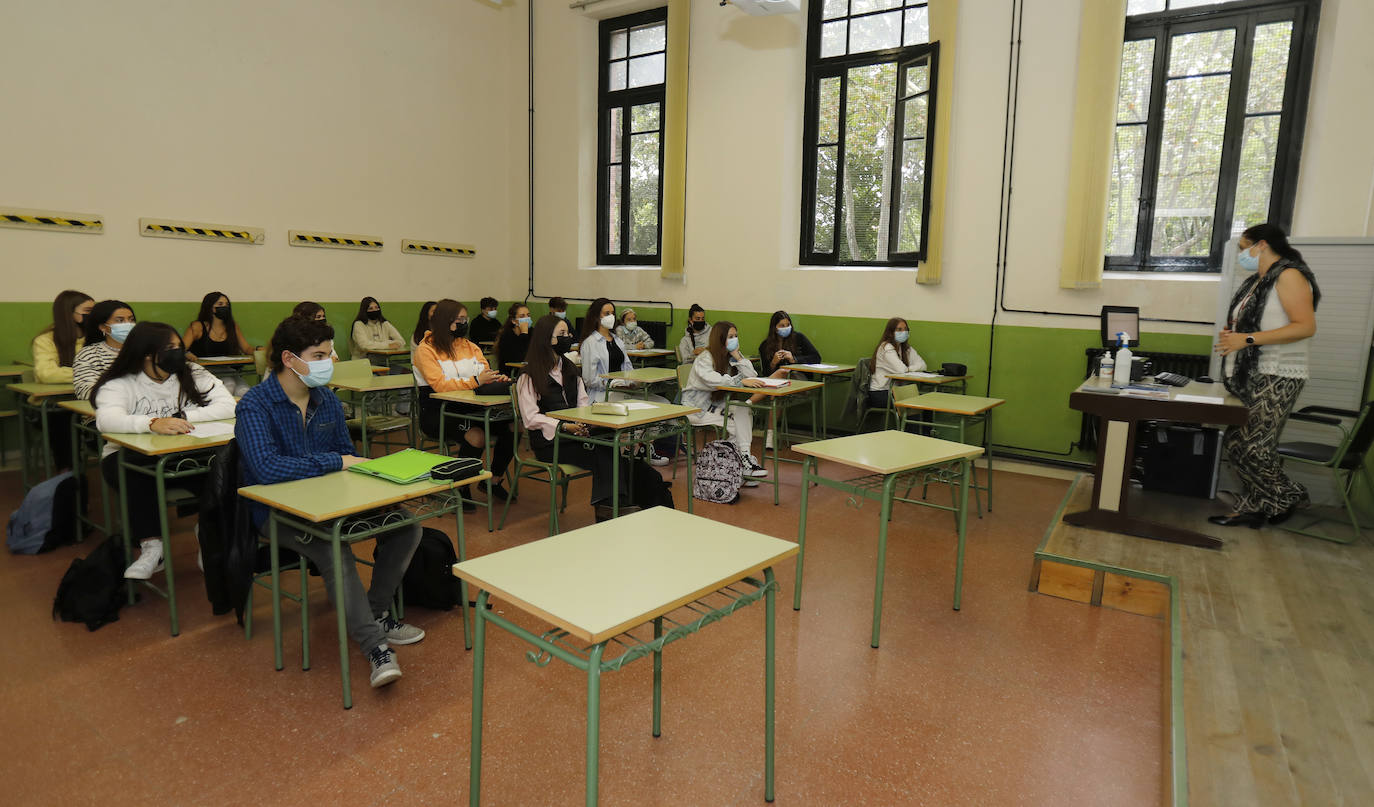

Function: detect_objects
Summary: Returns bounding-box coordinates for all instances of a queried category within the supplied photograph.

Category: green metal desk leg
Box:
[871,474,899,648]
[482,410,494,532]
[586,643,606,807]
[552,432,563,535]
[331,523,353,709]
[610,430,622,519]
[652,616,663,737]
[469,590,489,807]
[764,566,777,802]
[38,400,54,480]
[793,456,813,611]
[457,505,472,650]
[269,515,284,670]
[300,539,311,670]
[953,459,970,611]
[684,420,695,515]
[117,449,134,605]
[771,400,781,506]
[154,456,179,636]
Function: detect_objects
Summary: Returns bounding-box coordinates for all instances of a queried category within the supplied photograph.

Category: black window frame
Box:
[596,7,668,266]
[1107,0,1320,273]
[800,2,938,268]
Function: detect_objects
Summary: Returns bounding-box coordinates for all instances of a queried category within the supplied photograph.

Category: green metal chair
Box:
[672,363,723,477]
[499,389,593,536]
[1277,402,1374,544]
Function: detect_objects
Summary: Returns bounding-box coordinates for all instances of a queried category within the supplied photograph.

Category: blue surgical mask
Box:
[894,330,909,344]
[108,322,134,344]
[553,311,567,320]
[517,316,532,327]
[725,336,740,352]
[485,310,498,319]
[1236,246,1260,272]
[776,325,792,338]
[290,353,335,388]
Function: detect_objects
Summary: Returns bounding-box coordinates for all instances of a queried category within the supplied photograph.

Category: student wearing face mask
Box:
[413,299,515,498]
[868,317,927,409]
[615,308,654,350]
[33,289,94,384]
[235,315,423,689]
[682,322,776,482]
[547,297,570,322]
[349,296,406,359]
[677,304,713,364]
[411,300,438,347]
[74,300,138,401]
[469,296,503,345]
[580,298,673,465]
[92,322,235,580]
[758,310,822,376]
[184,292,254,361]
[495,302,534,375]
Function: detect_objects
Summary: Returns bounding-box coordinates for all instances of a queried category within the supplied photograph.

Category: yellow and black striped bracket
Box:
[0,211,103,232]
[401,239,477,257]
[143,223,253,240]
[288,230,384,251]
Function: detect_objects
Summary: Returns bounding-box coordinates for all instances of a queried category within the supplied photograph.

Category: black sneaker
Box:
[488,482,511,501]
[368,645,402,688]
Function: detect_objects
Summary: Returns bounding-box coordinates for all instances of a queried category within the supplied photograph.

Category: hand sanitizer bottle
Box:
[1113,332,1133,385]
[1098,350,1114,380]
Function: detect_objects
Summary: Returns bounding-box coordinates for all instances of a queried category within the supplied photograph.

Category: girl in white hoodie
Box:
[93,322,236,579]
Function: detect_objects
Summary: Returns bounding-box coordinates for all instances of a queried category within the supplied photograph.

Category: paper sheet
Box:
[621,401,660,410]
[1173,394,1225,404]
[754,378,790,387]
[798,363,841,370]
[905,372,944,379]
[186,421,236,437]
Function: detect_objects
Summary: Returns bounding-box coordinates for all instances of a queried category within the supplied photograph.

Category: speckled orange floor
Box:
[1,454,1162,806]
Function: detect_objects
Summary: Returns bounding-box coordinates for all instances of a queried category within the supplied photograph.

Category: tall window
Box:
[1106,0,1318,272]
[597,8,667,265]
[801,1,937,267]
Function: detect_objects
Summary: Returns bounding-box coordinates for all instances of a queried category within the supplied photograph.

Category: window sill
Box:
[1103,271,1221,282]
[793,264,919,273]
[583,265,662,272]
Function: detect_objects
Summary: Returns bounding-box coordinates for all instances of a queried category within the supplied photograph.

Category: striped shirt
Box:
[73,341,120,401]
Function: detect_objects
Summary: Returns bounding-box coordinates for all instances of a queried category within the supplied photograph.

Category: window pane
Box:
[903,94,928,139]
[1169,0,1235,9]
[609,30,628,60]
[1247,22,1292,114]
[1117,39,1155,123]
[628,54,665,87]
[608,106,623,163]
[608,60,626,91]
[1230,115,1280,235]
[1167,29,1235,77]
[1106,124,1147,256]
[895,137,925,253]
[629,23,665,56]
[838,62,897,263]
[813,145,838,253]
[630,132,660,255]
[1151,73,1231,257]
[903,63,928,97]
[817,76,842,144]
[631,102,660,133]
[1126,0,1165,14]
[902,7,929,46]
[849,10,902,54]
[853,0,901,12]
[823,0,849,20]
[821,21,848,58]
[607,167,622,255]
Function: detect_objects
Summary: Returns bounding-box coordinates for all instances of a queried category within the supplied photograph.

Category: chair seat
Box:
[348,415,410,434]
[1278,441,1362,469]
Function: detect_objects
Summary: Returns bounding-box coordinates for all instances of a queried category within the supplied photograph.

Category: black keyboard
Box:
[1154,372,1191,387]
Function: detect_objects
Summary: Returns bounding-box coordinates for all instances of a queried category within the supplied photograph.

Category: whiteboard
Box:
[1211,237,1374,504]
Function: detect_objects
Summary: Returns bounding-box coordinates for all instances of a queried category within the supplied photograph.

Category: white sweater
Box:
[94,363,237,456]
[682,351,757,411]
[870,342,927,391]
[350,319,407,359]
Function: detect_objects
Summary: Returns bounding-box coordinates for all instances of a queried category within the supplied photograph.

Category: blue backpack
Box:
[7,471,85,554]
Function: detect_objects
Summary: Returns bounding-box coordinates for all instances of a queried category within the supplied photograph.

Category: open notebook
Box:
[347,449,450,484]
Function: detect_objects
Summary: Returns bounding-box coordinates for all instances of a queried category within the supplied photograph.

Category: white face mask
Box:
[600,314,616,330]
[625,320,637,329]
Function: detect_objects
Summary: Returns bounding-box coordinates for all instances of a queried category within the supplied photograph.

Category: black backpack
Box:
[396,527,462,611]
[52,534,130,631]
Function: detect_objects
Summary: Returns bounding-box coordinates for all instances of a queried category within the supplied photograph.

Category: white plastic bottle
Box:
[1098,351,1114,380]
[1113,332,1133,385]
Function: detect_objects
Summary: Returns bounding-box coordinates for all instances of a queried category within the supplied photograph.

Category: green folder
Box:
[346,449,449,484]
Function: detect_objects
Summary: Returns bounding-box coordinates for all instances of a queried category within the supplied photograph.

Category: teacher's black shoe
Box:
[1268,504,1301,525]
[1207,512,1264,529]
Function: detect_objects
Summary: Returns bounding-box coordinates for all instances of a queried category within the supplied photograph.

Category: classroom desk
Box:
[454,507,797,806]
[365,347,412,372]
[601,366,677,400]
[195,356,256,388]
[896,391,1005,516]
[1067,376,1247,549]
[792,430,983,647]
[102,422,237,636]
[238,464,491,709]
[57,399,114,539]
[718,379,824,506]
[888,372,971,393]
[0,366,27,473]
[626,347,675,368]
[431,389,516,532]
[548,402,700,521]
[781,363,855,437]
[329,374,417,456]
[8,381,75,490]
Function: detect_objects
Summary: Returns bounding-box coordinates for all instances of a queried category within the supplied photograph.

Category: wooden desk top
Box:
[194,356,254,366]
[781,363,856,375]
[451,507,798,644]
[549,402,700,429]
[366,348,411,356]
[57,399,95,417]
[897,391,1006,416]
[889,373,971,385]
[0,365,29,378]
[101,420,237,456]
[793,430,983,475]
[329,375,415,392]
[7,382,74,399]
[506,361,527,370]
[239,467,490,523]
[717,379,824,397]
[603,367,677,384]
[432,389,512,407]
[1070,376,1247,425]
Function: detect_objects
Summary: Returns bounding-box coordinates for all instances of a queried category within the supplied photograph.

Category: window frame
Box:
[800,2,938,268]
[1106,0,1320,273]
[596,7,668,266]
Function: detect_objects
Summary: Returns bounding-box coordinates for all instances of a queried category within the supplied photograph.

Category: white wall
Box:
[0,0,528,303]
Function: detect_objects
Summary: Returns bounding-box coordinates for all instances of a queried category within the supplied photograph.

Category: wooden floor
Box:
[1037,477,1374,807]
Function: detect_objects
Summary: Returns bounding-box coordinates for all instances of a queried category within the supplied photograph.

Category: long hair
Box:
[43,289,93,367]
[706,320,737,402]
[759,310,797,362]
[90,322,209,408]
[195,291,239,339]
[292,301,325,321]
[1241,223,1321,309]
[426,298,468,357]
[412,300,437,345]
[685,303,705,335]
[523,314,579,400]
[494,301,529,356]
[353,296,385,328]
[582,298,614,341]
[872,317,910,369]
[84,300,136,344]
[268,316,335,373]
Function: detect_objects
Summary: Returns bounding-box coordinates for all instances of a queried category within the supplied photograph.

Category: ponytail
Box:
[1242,222,1304,265]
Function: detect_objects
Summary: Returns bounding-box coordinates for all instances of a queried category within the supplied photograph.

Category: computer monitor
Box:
[1100,306,1140,348]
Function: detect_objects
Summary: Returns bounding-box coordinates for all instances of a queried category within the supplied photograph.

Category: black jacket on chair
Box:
[197,440,257,621]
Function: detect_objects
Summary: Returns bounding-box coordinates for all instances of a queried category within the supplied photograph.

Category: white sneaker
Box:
[647,448,671,467]
[368,644,402,688]
[764,430,774,450]
[742,479,760,488]
[124,539,164,580]
[745,456,770,478]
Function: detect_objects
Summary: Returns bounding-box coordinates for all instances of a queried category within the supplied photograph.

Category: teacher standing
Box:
[1211,223,1321,529]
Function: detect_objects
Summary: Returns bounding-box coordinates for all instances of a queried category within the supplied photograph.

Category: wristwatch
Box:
[1245,334,1256,345]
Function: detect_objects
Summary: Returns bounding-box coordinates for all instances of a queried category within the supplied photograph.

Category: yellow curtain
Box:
[1059,0,1127,289]
[917,0,958,285]
[659,0,690,279]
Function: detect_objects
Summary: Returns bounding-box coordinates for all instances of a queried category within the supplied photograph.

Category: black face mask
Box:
[367,310,382,321]
[554,335,575,355]
[213,306,230,320]
[691,320,706,332]
[451,321,469,339]
[157,347,187,374]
